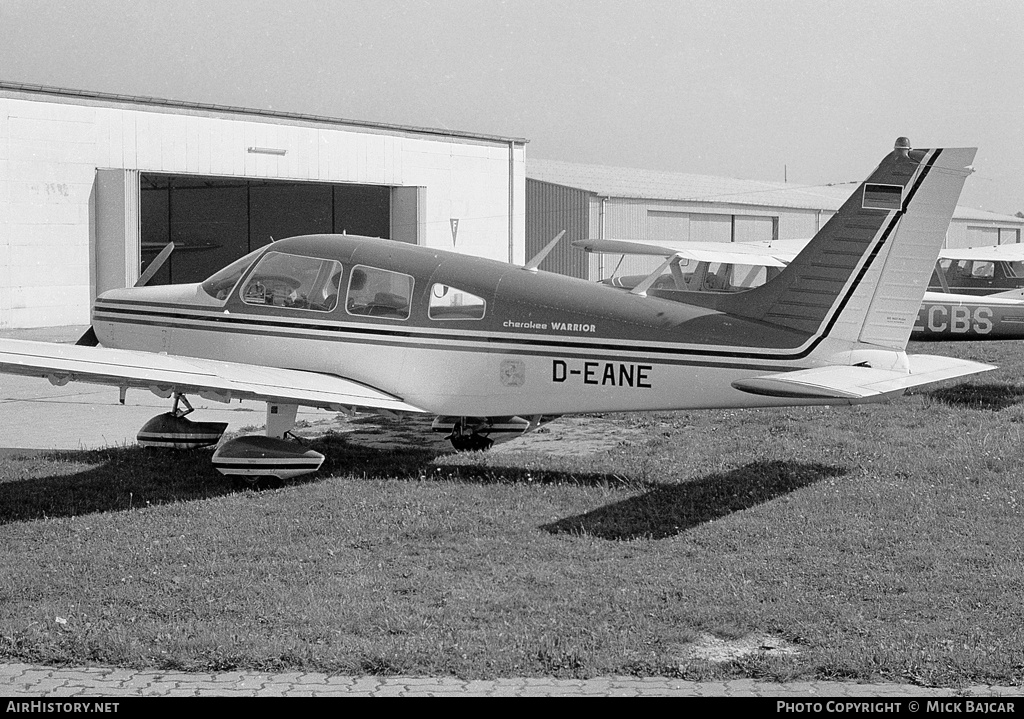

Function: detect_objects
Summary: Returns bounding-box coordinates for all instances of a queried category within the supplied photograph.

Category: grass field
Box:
[0,339,1022,687]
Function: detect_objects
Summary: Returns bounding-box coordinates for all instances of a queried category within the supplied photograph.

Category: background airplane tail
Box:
[715,140,977,351]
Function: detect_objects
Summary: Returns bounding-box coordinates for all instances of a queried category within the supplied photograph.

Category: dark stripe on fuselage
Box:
[93,304,792,371]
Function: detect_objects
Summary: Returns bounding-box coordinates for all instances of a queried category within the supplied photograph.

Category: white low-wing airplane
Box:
[0,138,993,479]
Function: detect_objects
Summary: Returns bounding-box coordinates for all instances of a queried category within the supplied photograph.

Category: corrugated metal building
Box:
[0,82,527,328]
[526,158,1024,279]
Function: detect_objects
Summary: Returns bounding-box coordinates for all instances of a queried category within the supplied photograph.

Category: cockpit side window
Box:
[346,265,414,320]
[971,261,994,279]
[239,251,343,312]
[200,247,266,301]
[428,284,486,320]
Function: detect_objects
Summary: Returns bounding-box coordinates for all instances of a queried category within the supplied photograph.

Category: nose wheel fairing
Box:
[136,393,228,449]
[136,412,229,449]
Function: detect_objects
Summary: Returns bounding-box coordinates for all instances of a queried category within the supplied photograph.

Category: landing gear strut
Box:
[171,392,194,418]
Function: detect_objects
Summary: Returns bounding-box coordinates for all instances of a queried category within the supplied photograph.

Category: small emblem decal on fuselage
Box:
[500,359,526,387]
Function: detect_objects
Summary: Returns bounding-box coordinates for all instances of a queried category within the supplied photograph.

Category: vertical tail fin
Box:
[716,139,976,351]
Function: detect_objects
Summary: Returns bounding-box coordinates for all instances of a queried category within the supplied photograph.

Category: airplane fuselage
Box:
[91,235,874,417]
[914,293,1024,340]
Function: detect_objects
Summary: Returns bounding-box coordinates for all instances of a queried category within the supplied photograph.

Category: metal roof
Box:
[0,81,529,145]
[526,158,1023,224]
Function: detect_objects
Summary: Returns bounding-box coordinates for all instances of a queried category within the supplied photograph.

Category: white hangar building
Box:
[0,82,527,329]
[525,158,1024,279]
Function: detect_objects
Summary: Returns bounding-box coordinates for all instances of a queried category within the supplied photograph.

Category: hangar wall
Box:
[526,159,1024,282]
[581,196,828,280]
[0,85,526,328]
[945,215,1021,249]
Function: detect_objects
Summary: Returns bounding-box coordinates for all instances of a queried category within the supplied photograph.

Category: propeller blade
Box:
[136,242,175,287]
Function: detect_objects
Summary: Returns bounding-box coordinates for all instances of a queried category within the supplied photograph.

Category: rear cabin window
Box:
[239,251,343,312]
[346,265,414,320]
[702,262,770,292]
[1005,261,1024,279]
[428,284,486,320]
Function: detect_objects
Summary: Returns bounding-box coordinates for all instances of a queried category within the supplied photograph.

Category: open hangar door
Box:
[139,175,392,286]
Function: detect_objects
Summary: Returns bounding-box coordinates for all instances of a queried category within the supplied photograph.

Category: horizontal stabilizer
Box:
[732,354,994,400]
[0,338,425,413]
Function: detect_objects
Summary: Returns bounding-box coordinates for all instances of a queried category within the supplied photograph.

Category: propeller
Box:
[75,242,175,347]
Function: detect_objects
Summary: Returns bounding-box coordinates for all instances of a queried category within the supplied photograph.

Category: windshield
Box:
[241,251,343,312]
[200,248,267,300]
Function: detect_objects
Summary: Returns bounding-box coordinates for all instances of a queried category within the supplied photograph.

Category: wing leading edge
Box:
[0,338,424,414]
[731,355,994,401]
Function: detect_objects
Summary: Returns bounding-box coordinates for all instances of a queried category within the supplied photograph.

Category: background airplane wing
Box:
[0,338,424,413]
[572,238,790,266]
[940,245,1024,262]
[731,355,994,401]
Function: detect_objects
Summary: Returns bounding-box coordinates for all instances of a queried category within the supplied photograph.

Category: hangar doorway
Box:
[139,175,392,286]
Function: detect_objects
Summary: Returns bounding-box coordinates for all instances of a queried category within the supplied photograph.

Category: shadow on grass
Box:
[541,460,847,540]
[0,436,446,525]
[0,446,242,524]
[0,436,844,539]
[922,382,1024,411]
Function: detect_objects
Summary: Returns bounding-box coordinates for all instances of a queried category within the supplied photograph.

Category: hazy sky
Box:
[2,0,1022,214]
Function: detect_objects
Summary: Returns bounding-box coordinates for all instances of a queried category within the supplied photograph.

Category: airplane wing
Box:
[572,238,790,267]
[731,354,994,401]
[940,245,1024,262]
[0,338,424,413]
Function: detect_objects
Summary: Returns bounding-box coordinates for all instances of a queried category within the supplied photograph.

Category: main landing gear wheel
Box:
[447,419,494,452]
[229,474,285,491]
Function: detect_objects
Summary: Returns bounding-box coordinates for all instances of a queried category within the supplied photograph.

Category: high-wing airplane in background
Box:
[930,244,1024,296]
[579,236,1024,341]
[0,138,994,480]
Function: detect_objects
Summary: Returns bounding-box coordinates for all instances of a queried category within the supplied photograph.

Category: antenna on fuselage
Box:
[523,230,567,272]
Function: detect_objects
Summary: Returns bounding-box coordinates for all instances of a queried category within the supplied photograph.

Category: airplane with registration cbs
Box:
[0,138,994,481]
[581,232,1024,341]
